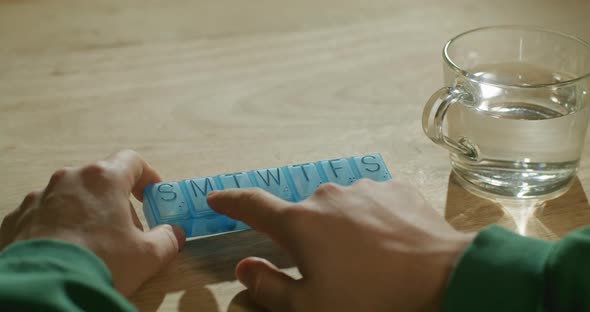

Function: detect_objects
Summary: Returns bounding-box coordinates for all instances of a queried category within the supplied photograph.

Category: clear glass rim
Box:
[443,25,590,89]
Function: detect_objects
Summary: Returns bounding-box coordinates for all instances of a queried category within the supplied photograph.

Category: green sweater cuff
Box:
[0,239,112,286]
[442,225,552,311]
[0,239,137,311]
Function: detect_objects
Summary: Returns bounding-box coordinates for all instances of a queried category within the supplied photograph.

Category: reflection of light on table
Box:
[206,280,244,312]
[160,290,186,311]
[494,198,541,235]
[444,172,590,240]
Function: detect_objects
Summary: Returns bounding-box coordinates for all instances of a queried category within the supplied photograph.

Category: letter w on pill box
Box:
[143,153,392,238]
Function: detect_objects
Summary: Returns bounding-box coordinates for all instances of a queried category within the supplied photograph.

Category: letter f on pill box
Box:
[143,153,392,238]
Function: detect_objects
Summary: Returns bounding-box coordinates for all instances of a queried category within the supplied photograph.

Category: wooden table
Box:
[1,0,590,311]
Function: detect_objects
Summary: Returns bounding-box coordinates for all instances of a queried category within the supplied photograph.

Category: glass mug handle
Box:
[422,87,479,160]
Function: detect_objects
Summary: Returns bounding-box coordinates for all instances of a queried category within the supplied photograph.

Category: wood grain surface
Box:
[1,0,590,311]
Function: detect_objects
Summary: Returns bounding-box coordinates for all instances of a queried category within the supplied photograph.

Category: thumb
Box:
[236,257,298,312]
[142,224,186,272]
[115,225,185,296]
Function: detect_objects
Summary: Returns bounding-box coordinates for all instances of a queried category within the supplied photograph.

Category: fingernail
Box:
[207,190,219,199]
[236,262,256,289]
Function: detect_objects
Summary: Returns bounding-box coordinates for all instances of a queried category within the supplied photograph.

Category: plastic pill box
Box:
[143,153,392,238]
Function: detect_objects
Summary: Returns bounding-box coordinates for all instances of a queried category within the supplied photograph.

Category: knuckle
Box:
[19,190,42,209]
[48,168,69,186]
[81,163,107,177]
[79,163,114,192]
[24,190,41,202]
[314,182,343,196]
[50,168,67,179]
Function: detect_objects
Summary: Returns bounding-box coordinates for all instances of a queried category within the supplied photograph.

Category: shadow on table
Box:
[226,290,261,312]
[444,171,590,239]
[131,230,292,312]
[444,172,509,233]
[530,177,590,238]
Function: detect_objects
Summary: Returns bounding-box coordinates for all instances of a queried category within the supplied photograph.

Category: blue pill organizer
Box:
[142,153,392,238]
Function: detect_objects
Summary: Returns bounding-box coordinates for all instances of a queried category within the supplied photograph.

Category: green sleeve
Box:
[442,224,590,311]
[0,239,137,312]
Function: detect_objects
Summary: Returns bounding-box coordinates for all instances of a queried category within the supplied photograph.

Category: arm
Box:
[443,225,590,312]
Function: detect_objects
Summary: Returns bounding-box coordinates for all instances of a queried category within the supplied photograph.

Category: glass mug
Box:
[423,26,590,199]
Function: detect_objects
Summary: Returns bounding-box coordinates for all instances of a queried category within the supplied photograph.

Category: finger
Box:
[12,208,33,239]
[103,149,162,201]
[0,210,19,250]
[45,167,72,193]
[18,189,43,211]
[129,200,143,230]
[0,190,42,250]
[207,188,289,239]
[141,224,186,275]
[236,257,298,312]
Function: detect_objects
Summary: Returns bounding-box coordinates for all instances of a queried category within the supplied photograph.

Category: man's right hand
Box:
[207,179,475,312]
